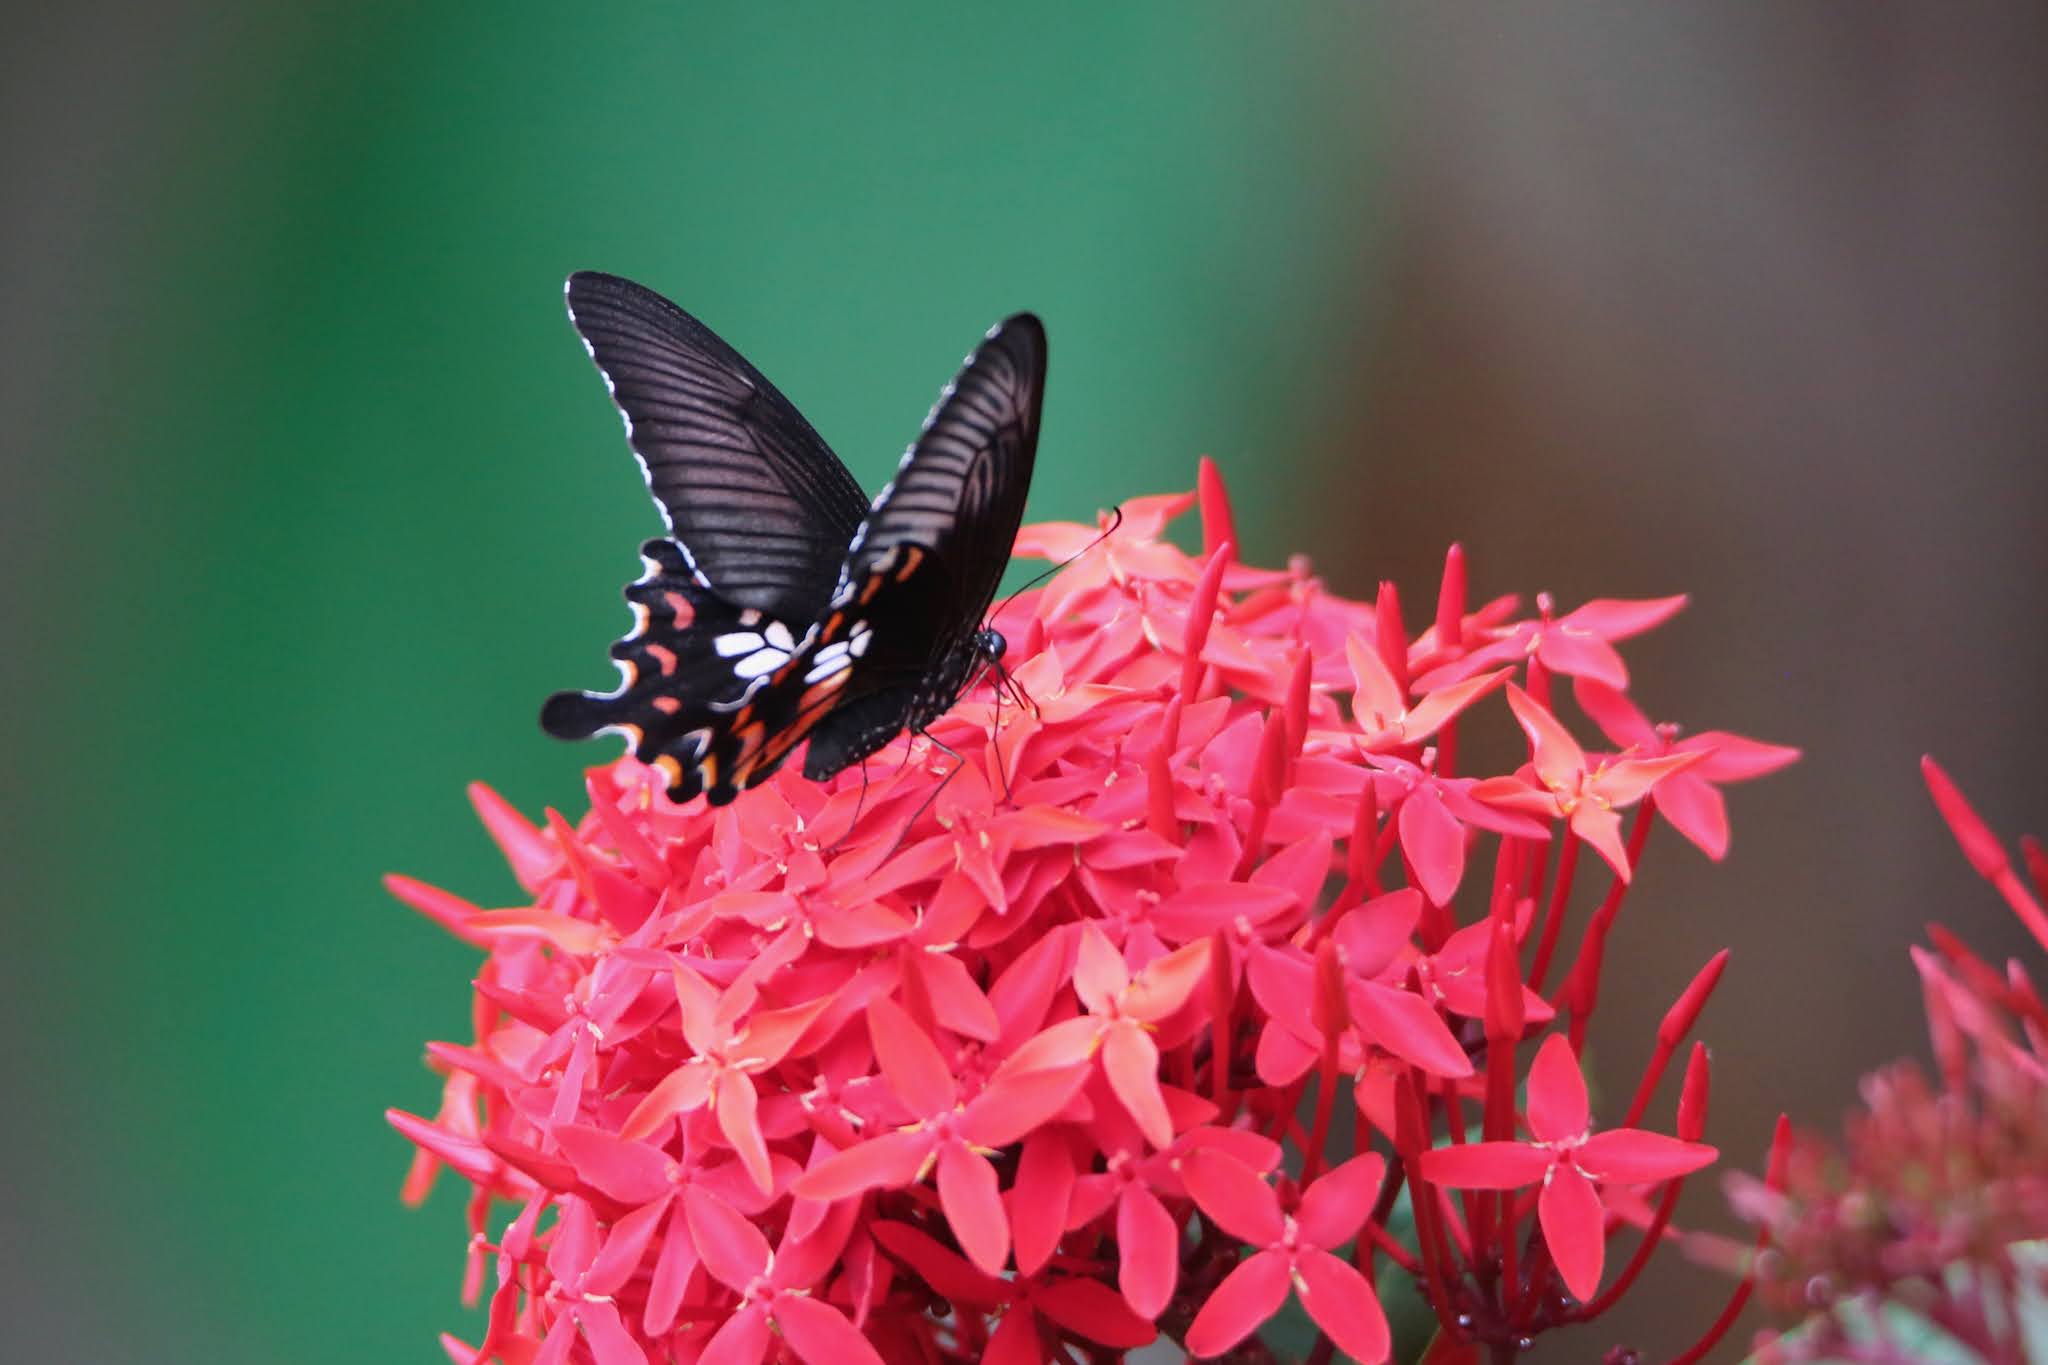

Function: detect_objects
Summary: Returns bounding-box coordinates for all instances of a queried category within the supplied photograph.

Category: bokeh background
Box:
[7,6,2046,1361]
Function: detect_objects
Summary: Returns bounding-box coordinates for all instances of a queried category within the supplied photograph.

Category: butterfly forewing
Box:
[564,271,868,621]
[801,313,1047,780]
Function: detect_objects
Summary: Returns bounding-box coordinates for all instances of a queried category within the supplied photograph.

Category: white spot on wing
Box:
[715,632,763,658]
[733,647,791,680]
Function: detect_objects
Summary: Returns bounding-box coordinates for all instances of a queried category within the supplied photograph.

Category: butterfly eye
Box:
[980,630,1007,661]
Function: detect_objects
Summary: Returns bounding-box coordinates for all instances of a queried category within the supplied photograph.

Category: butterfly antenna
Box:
[988,504,1126,629]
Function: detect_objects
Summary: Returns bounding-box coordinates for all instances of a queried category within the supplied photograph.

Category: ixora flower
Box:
[389,460,1795,1364]
[1716,760,2048,1365]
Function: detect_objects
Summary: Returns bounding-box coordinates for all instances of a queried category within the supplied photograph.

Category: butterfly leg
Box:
[823,759,873,855]
[883,730,965,861]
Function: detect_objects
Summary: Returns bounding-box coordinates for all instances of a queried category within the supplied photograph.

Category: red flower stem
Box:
[1527,834,1580,994]
[1360,1206,1421,1276]
[1437,1074,1489,1250]
[1520,827,1552,904]
[1663,1113,1793,1365]
[1409,1172,1466,1338]
[1301,1051,1341,1185]
[1580,1177,1686,1318]
[1559,802,1657,1048]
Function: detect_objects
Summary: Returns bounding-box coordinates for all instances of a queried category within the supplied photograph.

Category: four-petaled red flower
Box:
[1417,1033,1717,1301]
[1180,1147,1393,1363]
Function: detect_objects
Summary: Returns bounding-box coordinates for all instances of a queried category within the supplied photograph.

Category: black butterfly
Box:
[541,272,1045,807]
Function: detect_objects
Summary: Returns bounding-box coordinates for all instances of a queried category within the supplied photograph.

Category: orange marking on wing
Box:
[858,572,885,605]
[663,591,693,624]
[893,545,925,583]
[645,642,678,676]
[653,754,684,789]
[650,696,682,715]
[755,677,845,772]
[728,721,770,786]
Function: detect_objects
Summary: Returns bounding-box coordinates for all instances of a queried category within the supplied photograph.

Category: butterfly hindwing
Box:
[540,540,854,805]
[564,272,869,622]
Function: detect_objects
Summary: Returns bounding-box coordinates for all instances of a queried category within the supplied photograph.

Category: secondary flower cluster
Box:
[1722,760,2048,1365]
[389,461,1795,1363]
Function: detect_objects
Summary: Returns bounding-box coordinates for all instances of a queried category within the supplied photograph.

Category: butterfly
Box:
[541,272,1045,808]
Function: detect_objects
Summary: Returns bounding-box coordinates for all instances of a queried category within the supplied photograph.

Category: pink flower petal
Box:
[683,1185,772,1292]
[1116,1182,1180,1318]
[576,1299,650,1365]
[1526,1033,1591,1143]
[1122,938,1214,1024]
[1350,982,1472,1079]
[697,1303,773,1365]
[1399,786,1467,906]
[937,1142,1010,1275]
[964,1057,1093,1147]
[1074,924,1131,1014]
[1103,1022,1174,1149]
[1685,731,1801,782]
[1007,1129,1077,1276]
[549,1124,670,1205]
[1577,1129,1718,1183]
[1296,1247,1391,1364]
[1333,889,1423,977]
[1297,1153,1385,1250]
[982,1304,1043,1365]
[792,1129,932,1202]
[1569,801,1632,882]
[1652,773,1730,860]
[1538,1161,1607,1303]
[1415,1141,1552,1190]
[869,1219,1007,1308]
[582,1196,667,1296]
[1505,684,1590,795]
[1177,1147,1284,1246]
[867,995,957,1117]
[1036,1273,1159,1348]
[771,1294,887,1365]
[1185,1249,1289,1358]
[619,1061,713,1143]
[1566,594,1687,641]
[714,1072,774,1194]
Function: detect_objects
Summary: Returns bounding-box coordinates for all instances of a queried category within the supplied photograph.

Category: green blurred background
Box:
[8,6,2047,1362]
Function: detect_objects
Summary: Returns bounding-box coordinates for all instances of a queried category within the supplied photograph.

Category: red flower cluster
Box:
[1722,760,2048,1364]
[389,461,1795,1363]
